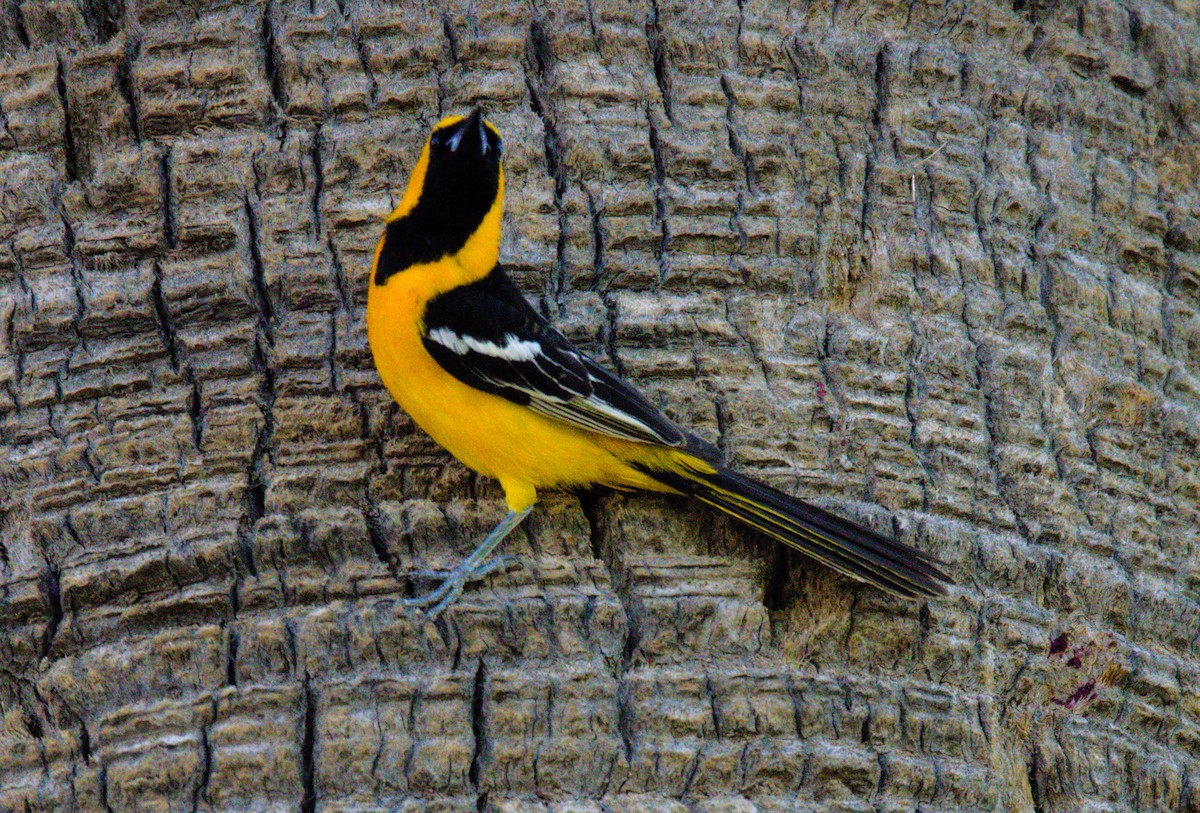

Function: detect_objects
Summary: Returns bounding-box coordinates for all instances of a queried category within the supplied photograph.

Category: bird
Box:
[366,108,950,616]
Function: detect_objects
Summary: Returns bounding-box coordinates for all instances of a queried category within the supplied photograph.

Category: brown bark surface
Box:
[2,0,1199,810]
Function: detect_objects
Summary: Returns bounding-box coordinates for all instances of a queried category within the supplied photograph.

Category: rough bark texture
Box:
[2,0,1199,810]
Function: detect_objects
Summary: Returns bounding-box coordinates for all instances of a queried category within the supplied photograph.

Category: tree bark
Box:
[2,0,1199,810]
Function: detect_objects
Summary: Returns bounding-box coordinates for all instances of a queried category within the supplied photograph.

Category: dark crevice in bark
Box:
[245,196,276,343]
[310,126,324,236]
[238,194,275,577]
[762,545,790,610]
[54,55,79,183]
[903,326,934,514]
[187,373,203,450]
[39,564,62,659]
[151,262,179,370]
[261,0,287,135]
[78,719,92,764]
[724,297,771,387]
[719,75,754,193]
[160,147,176,249]
[524,17,568,312]
[0,85,13,145]
[225,627,239,686]
[645,0,673,120]
[239,336,274,579]
[469,659,490,811]
[730,191,748,255]
[327,233,349,309]
[0,94,16,150]
[645,109,670,284]
[79,0,122,43]
[57,209,86,328]
[5,249,25,413]
[22,698,43,743]
[976,340,1033,541]
[327,233,349,395]
[712,395,728,461]
[116,36,141,142]
[585,190,607,291]
[902,371,931,515]
[327,310,339,392]
[1027,749,1045,813]
[349,20,378,108]
[82,438,101,484]
[299,675,317,813]
[600,291,625,378]
[434,14,460,117]
[9,0,30,47]
[705,673,723,739]
[441,14,459,64]
[580,491,637,762]
[579,491,605,564]
[616,669,635,763]
[582,0,603,54]
[190,714,212,813]
[861,45,888,240]
[98,763,114,813]
[63,511,82,550]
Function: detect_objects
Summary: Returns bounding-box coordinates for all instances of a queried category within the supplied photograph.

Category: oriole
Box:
[367,108,949,615]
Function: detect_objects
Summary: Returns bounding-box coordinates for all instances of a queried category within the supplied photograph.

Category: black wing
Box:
[421,267,687,447]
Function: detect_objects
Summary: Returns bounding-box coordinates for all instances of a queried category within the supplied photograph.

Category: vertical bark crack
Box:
[55,55,79,182]
[39,563,62,659]
[310,127,324,236]
[645,108,670,284]
[116,36,141,142]
[525,17,569,312]
[469,658,491,811]
[645,0,673,120]
[261,0,287,136]
[299,675,317,813]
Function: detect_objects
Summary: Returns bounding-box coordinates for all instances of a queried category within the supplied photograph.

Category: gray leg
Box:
[403,507,532,616]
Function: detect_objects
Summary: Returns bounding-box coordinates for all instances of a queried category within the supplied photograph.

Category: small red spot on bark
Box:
[1052,679,1097,710]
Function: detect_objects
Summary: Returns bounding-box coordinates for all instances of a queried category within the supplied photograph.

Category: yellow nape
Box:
[385,137,433,224]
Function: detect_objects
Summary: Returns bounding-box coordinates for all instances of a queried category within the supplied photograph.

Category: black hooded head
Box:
[375,108,505,286]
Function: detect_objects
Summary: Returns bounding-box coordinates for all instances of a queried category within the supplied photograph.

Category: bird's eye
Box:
[430,131,444,149]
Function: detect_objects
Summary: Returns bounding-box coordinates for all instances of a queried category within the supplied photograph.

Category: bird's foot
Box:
[403,554,520,617]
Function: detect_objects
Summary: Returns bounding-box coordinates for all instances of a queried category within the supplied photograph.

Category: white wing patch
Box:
[426,324,680,445]
[427,328,543,362]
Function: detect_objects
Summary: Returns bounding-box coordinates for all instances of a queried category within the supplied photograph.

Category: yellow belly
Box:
[366,259,675,511]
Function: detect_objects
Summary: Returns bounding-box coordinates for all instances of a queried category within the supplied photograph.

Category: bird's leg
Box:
[403,506,532,616]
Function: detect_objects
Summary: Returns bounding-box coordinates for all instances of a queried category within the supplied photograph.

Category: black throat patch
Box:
[374,127,502,287]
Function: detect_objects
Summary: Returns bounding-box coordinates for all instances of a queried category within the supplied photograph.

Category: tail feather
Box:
[645,464,950,598]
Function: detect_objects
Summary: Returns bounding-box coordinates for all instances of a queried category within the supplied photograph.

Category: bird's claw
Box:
[404,554,520,617]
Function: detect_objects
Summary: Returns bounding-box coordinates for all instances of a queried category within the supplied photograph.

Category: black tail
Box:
[647,465,950,598]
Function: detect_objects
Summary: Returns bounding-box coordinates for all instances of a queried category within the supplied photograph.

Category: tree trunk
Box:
[2,0,1198,810]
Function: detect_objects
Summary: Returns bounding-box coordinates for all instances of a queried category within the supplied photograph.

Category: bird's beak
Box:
[447,107,487,155]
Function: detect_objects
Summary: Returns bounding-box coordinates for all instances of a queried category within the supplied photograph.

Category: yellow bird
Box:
[367,109,949,615]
